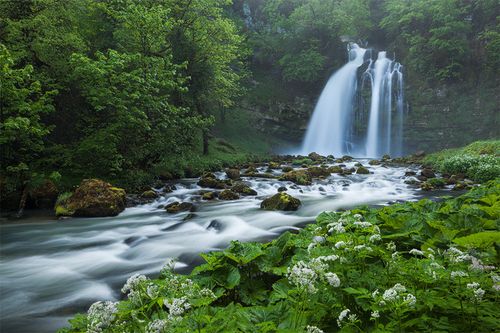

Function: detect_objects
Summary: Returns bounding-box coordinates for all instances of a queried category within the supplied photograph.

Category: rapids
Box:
[1,160,432,332]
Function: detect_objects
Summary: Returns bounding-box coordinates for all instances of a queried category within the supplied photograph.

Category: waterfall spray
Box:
[302,44,405,158]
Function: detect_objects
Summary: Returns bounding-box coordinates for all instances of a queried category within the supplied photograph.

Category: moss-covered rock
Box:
[342,155,353,162]
[165,201,194,213]
[281,166,293,173]
[226,169,241,180]
[201,192,217,200]
[268,162,281,169]
[197,176,229,189]
[141,190,158,199]
[279,170,312,185]
[369,159,381,165]
[328,165,343,174]
[261,192,301,211]
[232,182,257,196]
[308,152,324,161]
[356,166,370,174]
[307,166,331,178]
[55,179,126,217]
[420,168,436,179]
[219,189,240,200]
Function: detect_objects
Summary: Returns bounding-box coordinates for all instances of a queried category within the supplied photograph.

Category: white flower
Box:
[198,288,216,299]
[353,221,372,228]
[382,288,398,302]
[307,242,317,253]
[348,314,358,323]
[121,274,148,295]
[492,275,500,284]
[354,244,372,251]
[335,241,347,249]
[160,259,176,275]
[372,289,379,299]
[467,282,480,290]
[337,309,350,327]
[370,310,380,319]
[353,213,363,220]
[409,249,424,256]
[313,236,325,244]
[87,301,118,333]
[146,283,159,299]
[373,225,381,234]
[451,271,468,278]
[430,262,444,270]
[470,256,496,271]
[146,319,169,333]
[314,255,339,262]
[393,283,406,292]
[391,252,399,261]
[369,234,381,242]
[386,242,396,251]
[164,297,190,316]
[492,284,500,292]
[328,222,345,234]
[403,294,417,306]
[306,325,324,333]
[473,288,485,301]
[287,261,318,293]
[309,258,328,273]
[324,272,341,287]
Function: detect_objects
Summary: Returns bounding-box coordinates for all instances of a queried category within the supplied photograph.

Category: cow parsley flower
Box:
[122,274,148,295]
[306,325,324,333]
[353,221,372,228]
[353,213,363,220]
[451,271,468,278]
[382,284,406,302]
[403,294,417,306]
[469,256,496,271]
[87,301,118,333]
[467,282,480,290]
[337,309,350,327]
[370,310,380,319]
[409,249,424,256]
[164,297,190,316]
[146,283,159,299]
[335,241,347,249]
[328,222,345,234]
[325,272,341,287]
[287,261,318,293]
[372,289,379,299]
[146,319,169,333]
[369,234,381,242]
[386,242,396,251]
[473,288,485,301]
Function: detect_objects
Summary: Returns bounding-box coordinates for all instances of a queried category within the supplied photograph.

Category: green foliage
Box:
[62,181,500,333]
[424,140,500,182]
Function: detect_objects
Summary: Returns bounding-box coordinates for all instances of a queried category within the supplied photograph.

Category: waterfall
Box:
[302,44,405,158]
[302,44,366,156]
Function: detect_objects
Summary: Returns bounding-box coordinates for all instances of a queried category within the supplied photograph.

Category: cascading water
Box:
[302,44,405,158]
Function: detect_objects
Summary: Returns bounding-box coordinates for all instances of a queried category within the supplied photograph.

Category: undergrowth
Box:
[61,180,500,333]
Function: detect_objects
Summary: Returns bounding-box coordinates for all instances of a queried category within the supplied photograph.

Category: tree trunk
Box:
[203,130,209,155]
[220,108,226,124]
[16,185,29,218]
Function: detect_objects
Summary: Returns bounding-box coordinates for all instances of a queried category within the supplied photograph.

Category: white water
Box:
[302,44,405,158]
[0,161,421,333]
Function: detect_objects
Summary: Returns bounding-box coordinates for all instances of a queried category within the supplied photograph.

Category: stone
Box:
[420,168,436,179]
[30,180,58,209]
[279,170,312,185]
[281,166,293,172]
[231,182,257,196]
[356,166,370,174]
[328,165,343,174]
[308,152,324,161]
[225,168,240,180]
[342,155,353,162]
[414,150,425,157]
[277,186,287,192]
[382,154,391,161]
[268,162,281,169]
[307,166,331,178]
[140,190,158,199]
[369,160,381,165]
[260,192,301,211]
[201,192,217,200]
[55,179,126,217]
[219,189,240,200]
[405,170,417,176]
[165,201,194,213]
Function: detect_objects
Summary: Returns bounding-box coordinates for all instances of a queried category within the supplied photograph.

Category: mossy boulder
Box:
[279,170,312,185]
[226,169,241,180]
[201,192,217,200]
[55,179,126,217]
[382,154,391,161]
[421,178,447,191]
[243,166,258,175]
[219,189,240,200]
[308,152,324,161]
[342,155,353,162]
[281,166,293,172]
[328,165,343,174]
[165,201,194,213]
[141,190,158,199]
[232,182,257,196]
[420,168,436,179]
[277,186,287,192]
[356,166,370,174]
[197,176,229,189]
[268,162,281,169]
[307,166,331,178]
[261,192,301,211]
[369,159,381,165]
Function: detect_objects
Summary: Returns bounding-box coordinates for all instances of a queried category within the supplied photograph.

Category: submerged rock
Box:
[140,190,158,199]
[277,186,287,192]
[165,201,194,213]
[231,182,257,196]
[261,192,301,211]
[219,189,240,200]
[55,179,126,217]
[279,170,312,185]
[201,191,217,200]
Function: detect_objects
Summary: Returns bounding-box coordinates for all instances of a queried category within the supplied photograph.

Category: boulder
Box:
[308,152,323,161]
[328,165,343,174]
[279,170,312,185]
[166,201,194,213]
[219,189,240,200]
[307,166,331,178]
[414,150,425,157]
[197,176,229,189]
[369,160,381,165]
[268,162,281,169]
[382,154,391,161]
[261,193,301,211]
[243,166,258,175]
[232,182,257,196]
[342,155,353,162]
[404,170,417,176]
[356,166,370,174]
[226,169,241,180]
[55,179,126,217]
[201,192,217,200]
[277,186,287,192]
[141,190,158,199]
[281,166,293,173]
[420,168,436,179]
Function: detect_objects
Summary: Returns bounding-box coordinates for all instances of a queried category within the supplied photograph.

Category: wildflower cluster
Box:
[87,301,118,333]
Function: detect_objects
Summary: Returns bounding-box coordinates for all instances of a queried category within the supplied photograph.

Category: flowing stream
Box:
[1,161,434,332]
